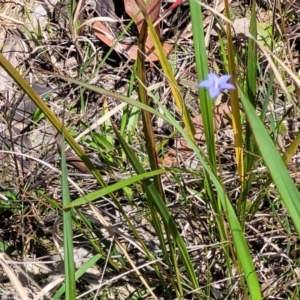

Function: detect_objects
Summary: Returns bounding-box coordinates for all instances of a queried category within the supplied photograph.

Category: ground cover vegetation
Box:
[0,0,299,299]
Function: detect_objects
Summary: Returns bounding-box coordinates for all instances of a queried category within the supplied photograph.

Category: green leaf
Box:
[61,131,76,300]
[240,88,300,236]
[65,169,167,208]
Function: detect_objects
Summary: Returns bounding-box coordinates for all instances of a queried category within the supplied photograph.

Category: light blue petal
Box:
[209,87,221,99]
[208,73,218,83]
[199,79,213,88]
[218,74,231,86]
[220,83,235,90]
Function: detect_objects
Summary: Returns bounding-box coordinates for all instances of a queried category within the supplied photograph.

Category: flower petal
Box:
[199,73,235,97]
[199,79,213,88]
[218,75,232,86]
[208,87,221,99]
[207,73,218,83]
[220,83,235,90]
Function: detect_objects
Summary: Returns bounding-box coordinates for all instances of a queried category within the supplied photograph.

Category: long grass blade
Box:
[239,0,258,223]
[61,131,76,300]
[240,89,300,235]
[53,254,102,299]
[153,96,262,300]
[0,53,108,187]
[65,169,167,208]
[136,14,164,200]
[112,123,198,297]
[141,6,195,139]
[224,0,244,182]
[189,0,215,169]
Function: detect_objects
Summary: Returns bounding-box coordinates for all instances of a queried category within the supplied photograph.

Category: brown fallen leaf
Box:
[124,0,161,37]
[92,21,172,61]
[125,0,173,61]
[92,0,173,61]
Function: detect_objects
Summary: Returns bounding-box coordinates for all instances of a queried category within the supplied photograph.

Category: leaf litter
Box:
[0,0,299,299]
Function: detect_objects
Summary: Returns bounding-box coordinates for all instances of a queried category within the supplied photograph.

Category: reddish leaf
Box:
[92,0,172,61]
[92,21,172,61]
[124,0,161,37]
[164,0,183,15]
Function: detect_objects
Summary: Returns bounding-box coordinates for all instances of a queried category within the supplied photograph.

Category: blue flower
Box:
[198,73,235,99]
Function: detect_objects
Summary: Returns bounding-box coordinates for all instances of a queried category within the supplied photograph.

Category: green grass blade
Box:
[53,254,102,299]
[246,0,258,105]
[189,0,215,169]
[112,124,198,296]
[240,0,258,222]
[153,97,262,300]
[188,0,221,225]
[65,169,167,208]
[0,53,107,187]
[61,131,76,300]
[240,88,300,236]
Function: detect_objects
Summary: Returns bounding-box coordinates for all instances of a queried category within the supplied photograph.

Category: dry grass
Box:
[0,0,300,299]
